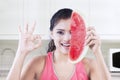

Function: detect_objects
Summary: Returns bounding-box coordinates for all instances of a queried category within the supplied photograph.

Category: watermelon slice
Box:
[69,12,88,64]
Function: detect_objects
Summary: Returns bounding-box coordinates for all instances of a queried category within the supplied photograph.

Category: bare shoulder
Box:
[28,54,47,72]
[81,57,98,75]
[21,54,47,79]
[82,57,97,66]
[82,57,94,66]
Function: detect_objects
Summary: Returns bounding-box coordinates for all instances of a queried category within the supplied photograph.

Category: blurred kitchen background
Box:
[0,0,120,80]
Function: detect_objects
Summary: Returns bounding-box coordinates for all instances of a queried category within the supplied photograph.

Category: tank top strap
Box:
[40,52,58,80]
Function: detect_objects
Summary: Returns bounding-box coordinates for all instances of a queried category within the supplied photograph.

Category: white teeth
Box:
[62,43,70,47]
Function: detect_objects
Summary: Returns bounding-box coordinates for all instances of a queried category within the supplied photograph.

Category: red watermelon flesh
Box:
[69,12,87,63]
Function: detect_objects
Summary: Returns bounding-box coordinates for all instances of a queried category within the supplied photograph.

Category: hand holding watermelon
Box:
[86,27,101,54]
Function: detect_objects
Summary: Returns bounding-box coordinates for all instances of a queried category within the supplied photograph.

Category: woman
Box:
[7,8,111,80]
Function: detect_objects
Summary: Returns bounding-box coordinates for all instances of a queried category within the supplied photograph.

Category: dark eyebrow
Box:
[56,29,64,31]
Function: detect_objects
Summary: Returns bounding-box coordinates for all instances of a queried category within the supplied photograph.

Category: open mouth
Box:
[61,43,70,48]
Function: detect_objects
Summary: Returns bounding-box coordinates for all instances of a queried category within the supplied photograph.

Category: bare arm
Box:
[89,50,111,80]
[21,55,45,80]
[6,50,27,80]
[6,23,42,80]
[86,27,111,80]
[94,49,111,80]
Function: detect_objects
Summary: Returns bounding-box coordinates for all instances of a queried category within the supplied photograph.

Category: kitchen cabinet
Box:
[0,0,19,39]
[0,0,120,40]
[0,0,50,40]
[89,0,120,40]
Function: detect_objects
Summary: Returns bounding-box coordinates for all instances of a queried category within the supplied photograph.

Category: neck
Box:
[53,50,69,64]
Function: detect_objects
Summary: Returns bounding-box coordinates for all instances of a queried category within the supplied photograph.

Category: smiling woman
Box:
[6,8,111,80]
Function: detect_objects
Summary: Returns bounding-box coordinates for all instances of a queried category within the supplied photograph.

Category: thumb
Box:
[33,35,42,49]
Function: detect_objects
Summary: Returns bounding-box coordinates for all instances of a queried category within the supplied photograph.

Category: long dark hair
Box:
[47,8,73,53]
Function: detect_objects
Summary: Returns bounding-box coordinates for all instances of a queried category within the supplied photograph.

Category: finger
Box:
[86,30,93,40]
[87,27,95,31]
[18,25,23,40]
[24,24,28,33]
[87,29,97,37]
[34,41,42,49]
[24,23,28,33]
[87,39,96,47]
[31,34,40,41]
[29,22,36,34]
[33,35,42,49]
[18,25,22,33]
[32,21,36,31]
[86,35,97,45]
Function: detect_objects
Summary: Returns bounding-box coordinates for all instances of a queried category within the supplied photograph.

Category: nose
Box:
[63,32,71,41]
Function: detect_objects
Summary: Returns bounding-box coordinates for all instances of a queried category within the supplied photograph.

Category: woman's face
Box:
[51,19,71,54]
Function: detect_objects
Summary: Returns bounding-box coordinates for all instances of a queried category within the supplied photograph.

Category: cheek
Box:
[53,36,61,46]
[54,38,60,44]
[52,33,61,40]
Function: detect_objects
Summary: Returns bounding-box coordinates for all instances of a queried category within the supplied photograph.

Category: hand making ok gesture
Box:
[18,23,42,55]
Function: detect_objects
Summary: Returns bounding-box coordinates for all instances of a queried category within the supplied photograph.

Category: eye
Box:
[57,31,64,35]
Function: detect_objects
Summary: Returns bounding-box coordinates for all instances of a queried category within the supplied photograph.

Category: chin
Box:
[57,46,70,55]
[61,49,69,55]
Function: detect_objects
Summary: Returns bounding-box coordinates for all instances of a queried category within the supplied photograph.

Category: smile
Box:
[61,43,70,47]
